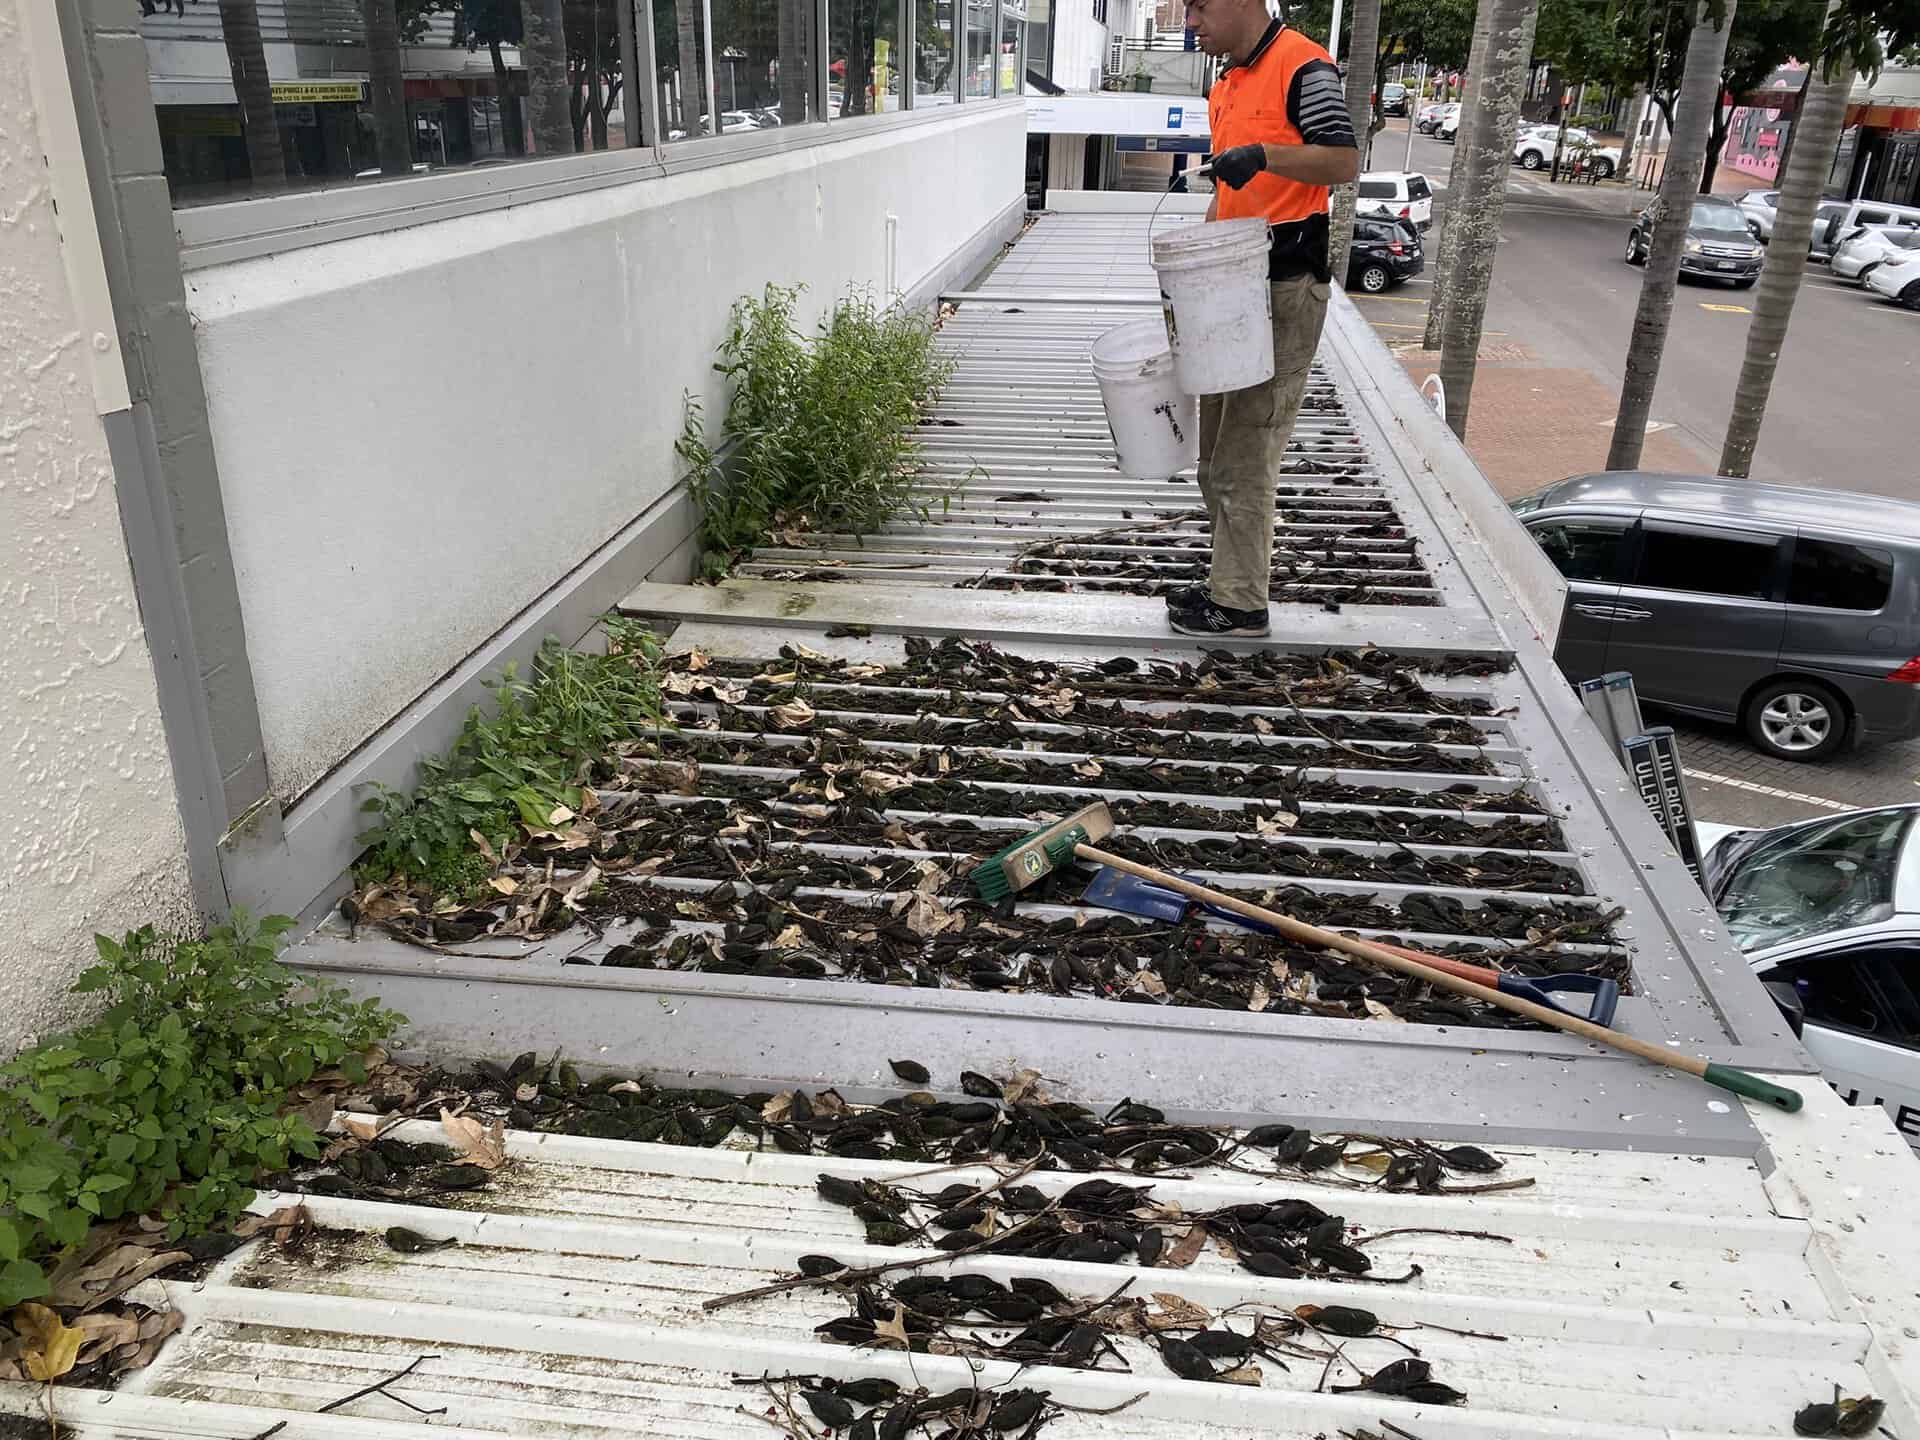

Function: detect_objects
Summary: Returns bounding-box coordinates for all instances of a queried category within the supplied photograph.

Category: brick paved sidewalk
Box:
[1392,349,1711,498]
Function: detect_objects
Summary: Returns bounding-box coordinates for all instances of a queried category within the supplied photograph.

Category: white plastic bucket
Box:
[1150,217,1275,395]
[1091,320,1199,480]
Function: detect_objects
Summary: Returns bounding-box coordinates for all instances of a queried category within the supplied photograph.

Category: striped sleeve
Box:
[1288,59,1358,148]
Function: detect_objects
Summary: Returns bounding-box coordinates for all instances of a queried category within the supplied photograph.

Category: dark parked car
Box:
[1513,472,1920,761]
[1381,82,1409,116]
[1347,215,1423,294]
[1625,195,1764,286]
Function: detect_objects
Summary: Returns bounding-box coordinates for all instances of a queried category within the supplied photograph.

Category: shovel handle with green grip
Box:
[1074,845,1804,1114]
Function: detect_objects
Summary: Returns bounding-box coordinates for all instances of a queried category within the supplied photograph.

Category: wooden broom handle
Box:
[1075,845,1706,1076]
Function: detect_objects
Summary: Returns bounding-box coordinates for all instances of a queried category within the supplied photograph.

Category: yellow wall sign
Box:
[271,82,365,104]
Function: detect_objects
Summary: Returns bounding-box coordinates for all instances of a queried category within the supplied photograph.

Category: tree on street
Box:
[1719,0,1920,472]
[1423,0,1492,350]
[1437,0,1540,438]
[565,0,623,148]
[1327,0,1383,283]
[364,0,415,174]
[1606,0,1736,470]
[216,0,287,187]
[453,0,527,155]
[522,0,575,151]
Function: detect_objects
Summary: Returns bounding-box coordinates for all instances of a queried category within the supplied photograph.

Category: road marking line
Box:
[1353,293,1428,304]
[1681,768,1855,812]
[1699,302,1751,313]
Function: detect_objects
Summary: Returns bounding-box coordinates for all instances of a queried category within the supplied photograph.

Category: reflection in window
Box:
[963,0,992,98]
[831,0,901,116]
[656,0,714,137]
[997,0,1024,96]
[1022,0,1051,90]
[1764,947,1920,1047]
[711,0,816,129]
[147,0,663,202]
[916,0,956,105]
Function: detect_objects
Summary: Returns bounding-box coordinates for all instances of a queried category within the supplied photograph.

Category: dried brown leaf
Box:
[487,875,519,895]
[13,1304,82,1382]
[1147,1291,1211,1327]
[439,1108,508,1169]
[46,1244,193,1313]
[769,699,816,728]
[1255,812,1299,836]
[871,1302,912,1350]
[1130,970,1167,998]
[339,1114,382,1142]
[685,649,712,672]
[762,1091,797,1123]
[1160,1223,1209,1269]
[1216,1363,1265,1386]
[1001,1068,1048,1105]
[1362,999,1407,1024]
[1246,982,1270,1012]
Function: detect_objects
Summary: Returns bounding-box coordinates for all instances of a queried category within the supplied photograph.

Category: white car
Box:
[1831,223,1920,283]
[1739,188,1780,242]
[1437,107,1462,142]
[1866,251,1920,308]
[1356,170,1434,229]
[1416,101,1457,134]
[1697,805,1920,1149]
[1513,126,1620,179]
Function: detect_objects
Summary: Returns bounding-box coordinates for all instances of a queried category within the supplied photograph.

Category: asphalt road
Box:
[1358,121,1920,830]
[1372,122,1920,497]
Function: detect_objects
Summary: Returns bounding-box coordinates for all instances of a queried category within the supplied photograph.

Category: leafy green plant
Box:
[356,616,667,891]
[0,914,401,1306]
[678,284,957,577]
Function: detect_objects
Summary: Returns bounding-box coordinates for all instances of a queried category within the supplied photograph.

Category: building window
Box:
[710,0,818,129]
[963,0,993,98]
[831,0,902,116]
[917,0,958,105]
[998,0,1026,96]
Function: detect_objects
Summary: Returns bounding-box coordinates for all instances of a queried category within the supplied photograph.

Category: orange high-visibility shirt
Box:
[1208,22,1355,278]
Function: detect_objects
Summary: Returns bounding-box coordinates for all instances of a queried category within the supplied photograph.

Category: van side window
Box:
[1357,180,1396,199]
[1407,176,1432,200]
[1635,524,1776,599]
[1529,518,1628,582]
[1760,946,1920,1050]
[1789,538,1893,611]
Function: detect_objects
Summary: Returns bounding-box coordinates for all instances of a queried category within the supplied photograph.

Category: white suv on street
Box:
[1356,170,1434,230]
[1513,126,1621,179]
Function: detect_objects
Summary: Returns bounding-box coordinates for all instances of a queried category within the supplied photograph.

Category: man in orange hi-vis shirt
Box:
[1166,0,1359,638]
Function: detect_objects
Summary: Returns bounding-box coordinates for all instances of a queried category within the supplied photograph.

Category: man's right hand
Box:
[1209,144,1267,190]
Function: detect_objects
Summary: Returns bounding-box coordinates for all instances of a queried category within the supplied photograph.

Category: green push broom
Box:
[973,802,1802,1114]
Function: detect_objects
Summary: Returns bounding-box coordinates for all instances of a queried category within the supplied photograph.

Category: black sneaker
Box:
[1162,583,1207,610]
[1167,593,1270,637]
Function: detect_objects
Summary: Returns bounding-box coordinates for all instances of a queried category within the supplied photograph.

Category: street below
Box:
[1358,120,1920,830]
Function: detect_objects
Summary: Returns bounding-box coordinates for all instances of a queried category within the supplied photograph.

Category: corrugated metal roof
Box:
[15,1099,1912,1439]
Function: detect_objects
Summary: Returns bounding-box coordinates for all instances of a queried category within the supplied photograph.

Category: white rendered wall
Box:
[1051,0,1111,91]
[185,104,1026,800]
[1,0,193,1052]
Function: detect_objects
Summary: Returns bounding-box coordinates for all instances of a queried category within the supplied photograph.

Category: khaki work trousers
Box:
[1196,275,1332,612]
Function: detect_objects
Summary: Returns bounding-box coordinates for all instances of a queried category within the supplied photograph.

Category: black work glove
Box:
[1209,144,1267,190]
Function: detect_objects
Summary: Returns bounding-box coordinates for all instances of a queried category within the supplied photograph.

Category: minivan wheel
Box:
[1358,263,1391,293]
[1626,232,1646,265]
[1520,150,1545,170]
[1745,679,1848,761]
[1593,158,1615,180]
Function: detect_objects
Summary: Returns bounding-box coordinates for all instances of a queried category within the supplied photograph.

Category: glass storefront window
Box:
[655,0,715,138]
[710,0,816,130]
[997,0,1024,96]
[1022,0,1051,91]
[962,0,992,98]
[916,0,956,106]
[830,0,903,116]
[145,0,661,202]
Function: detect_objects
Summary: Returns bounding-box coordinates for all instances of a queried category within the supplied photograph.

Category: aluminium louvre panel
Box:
[18,1107,1917,1440]
[288,209,1806,1152]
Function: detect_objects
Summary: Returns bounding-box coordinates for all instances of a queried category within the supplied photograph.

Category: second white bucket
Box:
[1092,320,1199,481]
[1151,217,1275,395]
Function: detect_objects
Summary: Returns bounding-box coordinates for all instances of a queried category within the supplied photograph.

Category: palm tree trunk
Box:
[675,0,703,133]
[1436,0,1539,439]
[216,0,286,189]
[363,0,412,175]
[519,0,572,153]
[1718,46,1850,477]
[1326,0,1381,284]
[1605,0,1736,470]
[489,40,526,155]
[1422,0,1493,349]
[1701,99,1729,192]
[615,0,641,144]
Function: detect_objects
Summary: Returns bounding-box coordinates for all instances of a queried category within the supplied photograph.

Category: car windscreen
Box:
[1714,808,1915,953]
[1691,202,1751,239]
[1407,176,1432,199]
[1358,181,1396,199]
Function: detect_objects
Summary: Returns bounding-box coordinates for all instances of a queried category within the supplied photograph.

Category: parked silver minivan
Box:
[1512,472,1920,761]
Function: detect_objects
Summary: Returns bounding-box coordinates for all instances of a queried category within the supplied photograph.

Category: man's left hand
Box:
[1209,144,1267,189]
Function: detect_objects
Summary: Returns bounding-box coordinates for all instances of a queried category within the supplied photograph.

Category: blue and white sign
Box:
[1166,105,1183,128]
